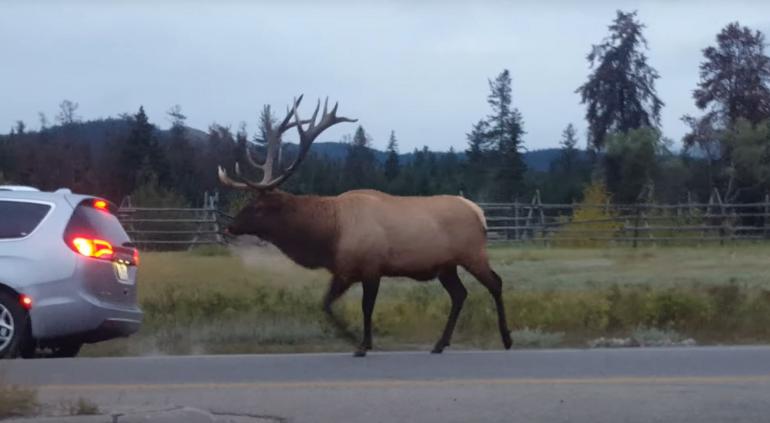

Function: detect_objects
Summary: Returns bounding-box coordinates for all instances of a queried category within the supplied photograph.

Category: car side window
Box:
[0,200,52,239]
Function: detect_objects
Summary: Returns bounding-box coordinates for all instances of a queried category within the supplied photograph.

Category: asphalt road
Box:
[4,346,770,422]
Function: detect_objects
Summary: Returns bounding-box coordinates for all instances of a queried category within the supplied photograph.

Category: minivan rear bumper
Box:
[73,317,141,344]
[27,282,143,343]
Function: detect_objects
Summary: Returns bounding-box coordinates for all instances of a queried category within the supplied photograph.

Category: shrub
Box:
[552,182,622,248]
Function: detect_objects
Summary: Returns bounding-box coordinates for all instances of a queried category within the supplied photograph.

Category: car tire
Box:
[0,291,33,359]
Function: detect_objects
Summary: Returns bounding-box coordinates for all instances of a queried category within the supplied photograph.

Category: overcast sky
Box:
[1,0,769,152]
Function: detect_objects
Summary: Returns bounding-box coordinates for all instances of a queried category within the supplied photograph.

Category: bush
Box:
[552,182,622,248]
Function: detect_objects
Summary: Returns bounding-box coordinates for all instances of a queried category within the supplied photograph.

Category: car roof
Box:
[0,187,100,207]
[0,185,40,192]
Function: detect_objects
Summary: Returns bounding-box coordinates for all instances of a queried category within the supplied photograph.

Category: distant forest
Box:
[2,11,770,209]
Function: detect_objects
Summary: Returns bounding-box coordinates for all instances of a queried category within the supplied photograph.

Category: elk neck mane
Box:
[261,191,339,270]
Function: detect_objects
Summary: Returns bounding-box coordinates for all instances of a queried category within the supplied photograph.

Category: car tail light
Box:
[93,199,109,211]
[20,294,32,310]
[69,236,115,260]
[132,248,140,267]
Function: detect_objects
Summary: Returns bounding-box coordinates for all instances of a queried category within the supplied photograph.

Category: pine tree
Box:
[559,123,579,174]
[166,105,197,203]
[343,126,378,190]
[693,22,770,125]
[465,119,490,164]
[384,130,400,182]
[487,69,527,201]
[684,23,770,201]
[577,10,663,150]
[120,106,168,195]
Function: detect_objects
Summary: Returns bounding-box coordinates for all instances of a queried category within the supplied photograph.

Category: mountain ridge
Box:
[3,119,582,172]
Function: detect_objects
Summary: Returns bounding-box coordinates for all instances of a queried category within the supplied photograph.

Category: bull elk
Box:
[219,95,512,356]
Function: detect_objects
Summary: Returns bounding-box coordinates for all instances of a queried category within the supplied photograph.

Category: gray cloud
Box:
[1,1,769,152]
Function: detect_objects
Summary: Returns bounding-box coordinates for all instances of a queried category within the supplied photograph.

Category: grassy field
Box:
[82,243,770,356]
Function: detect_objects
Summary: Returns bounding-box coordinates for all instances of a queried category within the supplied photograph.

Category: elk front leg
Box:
[355,278,381,357]
[322,275,356,343]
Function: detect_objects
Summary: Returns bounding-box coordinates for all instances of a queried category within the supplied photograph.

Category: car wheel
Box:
[0,291,32,359]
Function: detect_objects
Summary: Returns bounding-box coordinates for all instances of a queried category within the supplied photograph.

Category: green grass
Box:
[82,244,770,356]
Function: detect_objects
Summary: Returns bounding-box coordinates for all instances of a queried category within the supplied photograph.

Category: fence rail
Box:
[117,207,232,250]
[482,190,770,246]
[117,190,770,250]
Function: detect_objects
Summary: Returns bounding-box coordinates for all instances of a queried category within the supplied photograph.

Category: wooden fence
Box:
[481,190,770,246]
[117,193,232,250]
[116,190,770,250]
[117,207,232,250]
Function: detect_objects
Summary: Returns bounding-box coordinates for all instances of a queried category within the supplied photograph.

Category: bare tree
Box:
[56,100,80,125]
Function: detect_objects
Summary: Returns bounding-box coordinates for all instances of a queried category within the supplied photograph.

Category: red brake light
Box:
[132,248,140,266]
[20,295,32,310]
[70,237,114,260]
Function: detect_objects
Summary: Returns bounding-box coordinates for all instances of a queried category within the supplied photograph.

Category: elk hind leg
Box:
[432,267,468,354]
[354,278,381,357]
[465,262,513,350]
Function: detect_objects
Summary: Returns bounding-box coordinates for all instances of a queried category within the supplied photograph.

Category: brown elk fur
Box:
[221,96,511,356]
[228,188,513,356]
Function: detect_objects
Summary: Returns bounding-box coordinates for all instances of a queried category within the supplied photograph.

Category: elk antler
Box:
[218,95,357,190]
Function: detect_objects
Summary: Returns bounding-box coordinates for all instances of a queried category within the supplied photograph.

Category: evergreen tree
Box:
[577,10,664,150]
[439,147,460,194]
[38,112,48,131]
[694,22,770,126]
[166,105,197,203]
[465,119,490,163]
[14,121,25,135]
[342,126,378,190]
[384,130,400,182]
[558,123,579,174]
[120,106,168,195]
[683,23,770,201]
[487,69,527,201]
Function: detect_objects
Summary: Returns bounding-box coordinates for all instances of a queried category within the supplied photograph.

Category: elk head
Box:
[218,95,356,238]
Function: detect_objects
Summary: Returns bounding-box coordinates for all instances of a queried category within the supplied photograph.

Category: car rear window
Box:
[64,204,131,246]
[0,200,52,239]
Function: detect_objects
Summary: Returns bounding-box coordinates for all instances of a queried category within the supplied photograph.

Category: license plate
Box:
[114,262,129,282]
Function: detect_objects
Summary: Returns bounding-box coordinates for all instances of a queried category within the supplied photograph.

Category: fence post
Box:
[762,194,770,239]
[524,193,535,242]
[534,190,546,246]
[513,201,520,241]
[709,188,726,246]
[632,203,641,248]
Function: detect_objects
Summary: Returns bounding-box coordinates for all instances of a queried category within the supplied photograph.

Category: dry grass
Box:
[63,398,99,416]
[82,244,770,356]
[0,379,38,419]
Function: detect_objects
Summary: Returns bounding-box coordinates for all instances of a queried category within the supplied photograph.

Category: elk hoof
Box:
[430,345,445,354]
[503,333,513,350]
[353,349,367,357]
